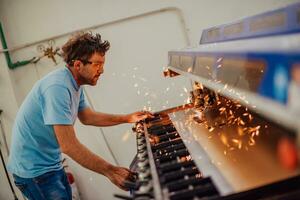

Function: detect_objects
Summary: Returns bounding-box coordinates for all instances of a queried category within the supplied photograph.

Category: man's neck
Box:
[67,66,82,86]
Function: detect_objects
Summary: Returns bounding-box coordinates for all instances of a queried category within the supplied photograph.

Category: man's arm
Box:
[53,124,135,190]
[78,107,153,126]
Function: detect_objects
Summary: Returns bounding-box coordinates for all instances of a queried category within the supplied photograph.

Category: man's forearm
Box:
[79,108,129,126]
[89,112,128,126]
[63,137,115,177]
[54,125,134,190]
[78,108,152,126]
[54,124,114,175]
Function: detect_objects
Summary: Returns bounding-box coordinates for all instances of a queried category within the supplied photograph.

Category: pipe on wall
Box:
[0,7,191,54]
[0,22,36,69]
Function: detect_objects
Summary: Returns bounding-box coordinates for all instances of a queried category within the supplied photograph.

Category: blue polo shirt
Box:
[7,67,89,178]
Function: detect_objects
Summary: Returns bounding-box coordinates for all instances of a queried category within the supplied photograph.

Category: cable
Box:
[0,110,10,155]
[0,110,19,200]
[82,89,120,166]
[0,148,18,200]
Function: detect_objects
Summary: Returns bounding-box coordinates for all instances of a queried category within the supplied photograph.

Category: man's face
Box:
[78,52,105,86]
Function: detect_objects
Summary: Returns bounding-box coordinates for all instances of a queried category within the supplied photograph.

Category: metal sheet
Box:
[169,108,300,195]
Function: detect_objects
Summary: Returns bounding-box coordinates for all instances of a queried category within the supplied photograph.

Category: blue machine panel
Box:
[168,51,300,107]
[200,2,300,44]
[168,2,300,117]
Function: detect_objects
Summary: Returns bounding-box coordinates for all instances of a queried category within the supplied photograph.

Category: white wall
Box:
[1,0,299,199]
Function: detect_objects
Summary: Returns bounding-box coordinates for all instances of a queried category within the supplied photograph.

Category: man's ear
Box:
[73,60,82,71]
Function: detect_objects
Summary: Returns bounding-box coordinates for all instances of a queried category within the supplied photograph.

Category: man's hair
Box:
[62,32,110,66]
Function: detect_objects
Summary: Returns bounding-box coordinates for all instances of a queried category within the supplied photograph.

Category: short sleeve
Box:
[41,85,73,125]
[78,89,89,111]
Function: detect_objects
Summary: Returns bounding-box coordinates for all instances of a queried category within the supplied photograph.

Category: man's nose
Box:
[98,67,104,74]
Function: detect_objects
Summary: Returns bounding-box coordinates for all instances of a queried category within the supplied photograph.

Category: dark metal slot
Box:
[156,132,180,142]
[160,167,200,183]
[166,177,212,192]
[152,138,183,151]
[154,143,186,156]
[158,160,195,173]
[155,149,189,163]
[169,184,219,200]
[148,125,176,135]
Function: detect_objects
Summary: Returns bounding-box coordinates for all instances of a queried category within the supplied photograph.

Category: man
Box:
[7,32,152,200]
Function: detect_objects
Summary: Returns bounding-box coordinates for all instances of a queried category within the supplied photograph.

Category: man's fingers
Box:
[143,111,154,117]
[138,112,154,120]
[121,167,135,180]
[127,173,136,182]
[124,169,137,181]
[119,184,129,191]
[131,170,138,176]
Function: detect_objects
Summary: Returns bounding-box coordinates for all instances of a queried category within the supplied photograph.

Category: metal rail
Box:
[143,123,164,200]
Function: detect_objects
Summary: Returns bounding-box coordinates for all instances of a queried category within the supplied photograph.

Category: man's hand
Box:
[126,111,154,123]
[106,166,137,191]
